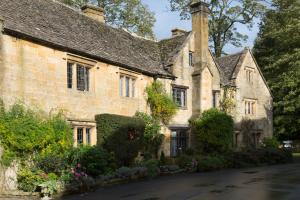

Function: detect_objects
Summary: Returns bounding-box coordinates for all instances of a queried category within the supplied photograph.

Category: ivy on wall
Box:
[146,81,178,125]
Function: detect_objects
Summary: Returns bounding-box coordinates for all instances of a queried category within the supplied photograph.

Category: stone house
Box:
[0,0,273,156]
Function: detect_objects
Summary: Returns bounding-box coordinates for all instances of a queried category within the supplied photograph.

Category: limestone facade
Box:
[0,1,273,156]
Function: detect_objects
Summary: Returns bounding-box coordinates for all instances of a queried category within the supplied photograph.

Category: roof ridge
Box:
[49,0,81,12]
[159,31,191,42]
[216,50,245,59]
[49,0,157,43]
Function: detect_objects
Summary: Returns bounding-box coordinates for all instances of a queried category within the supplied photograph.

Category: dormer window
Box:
[189,51,193,67]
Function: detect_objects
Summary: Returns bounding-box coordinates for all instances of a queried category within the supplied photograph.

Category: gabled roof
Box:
[0,0,188,78]
[158,32,191,67]
[216,49,272,96]
[215,50,247,86]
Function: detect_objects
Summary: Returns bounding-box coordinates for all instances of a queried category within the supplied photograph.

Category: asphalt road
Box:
[61,162,300,200]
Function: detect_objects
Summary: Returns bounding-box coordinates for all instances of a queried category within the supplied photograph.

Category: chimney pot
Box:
[81,5,105,23]
[171,28,187,37]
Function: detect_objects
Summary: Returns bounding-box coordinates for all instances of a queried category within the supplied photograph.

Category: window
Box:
[119,76,124,96]
[77,128,83,144]
[67,62,90,91]
[172,87,187,108]
[189,51,193,66]
[246,68,254,84]
[119,74,136,98]
[86,128,91,145]
[170,129,189,157]
[77,64,89,91]
[67,62,73,89]
[245,100,256,116]
[212,90,219,108]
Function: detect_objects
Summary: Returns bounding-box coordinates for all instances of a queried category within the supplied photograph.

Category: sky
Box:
[142,0,261,54]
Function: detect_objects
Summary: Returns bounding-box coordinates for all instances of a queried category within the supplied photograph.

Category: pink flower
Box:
[77,163,81,168]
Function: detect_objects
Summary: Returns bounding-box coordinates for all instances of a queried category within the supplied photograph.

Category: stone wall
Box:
[0,147,18,193]
[0,34,153,146]
[234,50,273,145]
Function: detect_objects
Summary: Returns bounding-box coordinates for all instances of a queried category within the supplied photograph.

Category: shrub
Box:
[142,159,160,178]
[146,81,177,124]
[135,112,164,158]
[17,167,47,192]
[263,138,280,148]
[228,148,293,168]
[0,103,73,166]
[177,154,193,169]
[96,114,145,166]
[191,108,234,154]
[68,146,116,177]
[159,151,166,165]
[196,155,227,172]
[95,113,145,146]
[115,167,133,179]
[35,154,67,175]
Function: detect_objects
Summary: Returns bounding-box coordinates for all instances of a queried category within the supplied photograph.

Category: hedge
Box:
[95,114,145,166]
[95,114,144,145]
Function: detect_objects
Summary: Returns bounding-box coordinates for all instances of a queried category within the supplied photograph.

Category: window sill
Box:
[120,96,139,100]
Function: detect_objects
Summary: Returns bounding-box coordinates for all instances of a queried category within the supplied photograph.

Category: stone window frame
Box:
[119,70,138,98]
[172,84,188,109]
[189,51,194,67]
[66,54,96,93]
[245,67,255,85]
[244,98,257,116]
[69,119,96,147]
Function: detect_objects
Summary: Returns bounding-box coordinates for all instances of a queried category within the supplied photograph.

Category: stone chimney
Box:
[190,0,209,71]
[81,5,105,23]
[190,1,210,118]
[0,17,3,32]
[171,28,187,37]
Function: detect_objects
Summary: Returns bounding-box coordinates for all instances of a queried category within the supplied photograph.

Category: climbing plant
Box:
[219,86,236,115]
[146,81,178,125]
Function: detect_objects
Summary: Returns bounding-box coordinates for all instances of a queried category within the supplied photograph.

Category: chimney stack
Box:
[190,0,209,71]
[81,5,105,23]
[190,1,210,118]
[171,28,187,37]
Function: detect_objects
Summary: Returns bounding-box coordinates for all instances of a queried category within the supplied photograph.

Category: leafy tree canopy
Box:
[253,0,300,140]
[60,0,156,39]
[168,0,265,57]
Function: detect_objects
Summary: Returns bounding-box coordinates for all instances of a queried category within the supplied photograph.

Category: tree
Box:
[168,0,265,57]
[60,0,156,39]
[253,0,300,140]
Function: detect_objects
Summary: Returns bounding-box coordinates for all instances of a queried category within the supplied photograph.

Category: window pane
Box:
[119,76,124,96]
[172,87,186,107]
[67,62,73,89]
[84,67,89,91]
[132,79,135,97]
[77,64,85,91]
[189,52,193,66]
[77,128,83,144]
[125,77,130,97]
[86,128,91,145]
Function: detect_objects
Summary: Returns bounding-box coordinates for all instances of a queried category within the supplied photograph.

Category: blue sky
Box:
[142,0,260,54]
